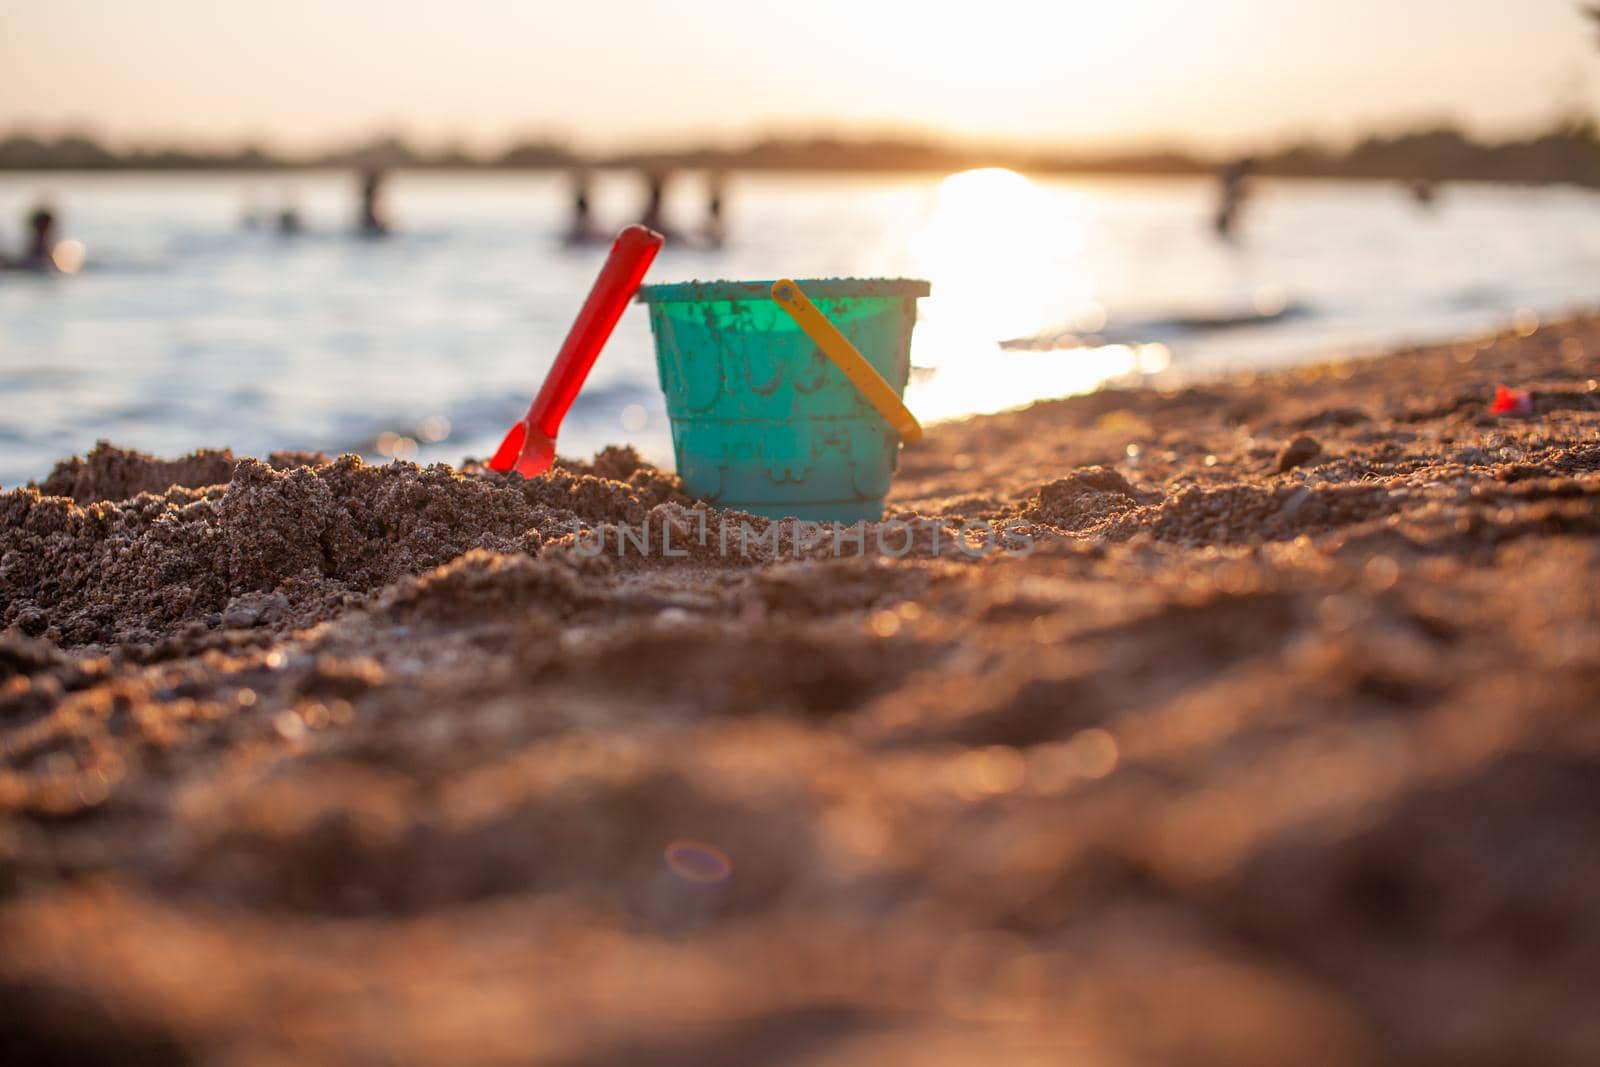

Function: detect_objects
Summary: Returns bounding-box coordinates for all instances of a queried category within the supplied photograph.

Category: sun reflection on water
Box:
[903,168,1136,422]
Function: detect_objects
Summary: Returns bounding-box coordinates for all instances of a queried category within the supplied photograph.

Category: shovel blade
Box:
[488,420,557,478]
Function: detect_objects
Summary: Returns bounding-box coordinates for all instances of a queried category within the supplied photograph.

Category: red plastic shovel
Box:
[489,224,664,477]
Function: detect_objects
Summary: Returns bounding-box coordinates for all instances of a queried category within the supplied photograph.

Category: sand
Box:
[2,317,1598,1065]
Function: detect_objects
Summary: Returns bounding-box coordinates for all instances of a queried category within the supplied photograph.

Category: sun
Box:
[902,167,1133,420]
[911,167,1090,357]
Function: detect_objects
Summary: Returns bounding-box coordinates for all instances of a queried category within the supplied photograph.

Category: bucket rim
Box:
[637,277,930,304]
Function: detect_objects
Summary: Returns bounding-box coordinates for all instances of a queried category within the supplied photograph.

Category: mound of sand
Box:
[2,318,1598,1065]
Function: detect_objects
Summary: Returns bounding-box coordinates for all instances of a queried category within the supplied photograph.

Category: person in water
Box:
[1408,177,1439,210]
[637,170,680,241]
[1213,156,1255,240]
[276,185,304,236]
[564,168,602,245]
[2,203,60,271]
[358,169,390,236]
[23,204,57,268]
[700,170,727,248]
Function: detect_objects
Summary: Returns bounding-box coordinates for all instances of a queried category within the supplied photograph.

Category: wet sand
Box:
[2,318,1599,1065]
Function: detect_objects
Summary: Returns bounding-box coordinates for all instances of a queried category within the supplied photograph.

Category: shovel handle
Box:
[526,225,664,438]
[771,279,923,444]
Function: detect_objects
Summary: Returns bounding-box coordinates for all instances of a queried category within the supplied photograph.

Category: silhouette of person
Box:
[1213,156,1255,240]
[1408,177,1438,210]
[564,167,602,245]
[2,203,71,273]
[358,169,390,236]
[276,186,303,236]
[637,170,678,241]
[700,170,727,248]
[23,204,57,269]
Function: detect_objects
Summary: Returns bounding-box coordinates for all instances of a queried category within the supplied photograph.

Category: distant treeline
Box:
[4,120,1599,186]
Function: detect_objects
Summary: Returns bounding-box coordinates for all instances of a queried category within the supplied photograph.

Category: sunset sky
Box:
[0,0,1591,152]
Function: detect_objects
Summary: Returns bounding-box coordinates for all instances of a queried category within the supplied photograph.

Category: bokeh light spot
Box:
[664,839,731,885]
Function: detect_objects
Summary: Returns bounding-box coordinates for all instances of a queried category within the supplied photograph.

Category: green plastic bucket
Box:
[638,277,930,523]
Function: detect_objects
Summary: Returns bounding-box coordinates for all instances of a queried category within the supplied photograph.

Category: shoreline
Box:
[2,317,1598,1063]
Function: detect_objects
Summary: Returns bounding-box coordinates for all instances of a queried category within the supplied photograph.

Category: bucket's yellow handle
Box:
[771,279,923,444]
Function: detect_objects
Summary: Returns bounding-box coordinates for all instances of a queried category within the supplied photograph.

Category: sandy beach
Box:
[3,316,1599,1065]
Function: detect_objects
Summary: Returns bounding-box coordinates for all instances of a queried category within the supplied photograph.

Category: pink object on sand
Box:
[1490,385,1532,416]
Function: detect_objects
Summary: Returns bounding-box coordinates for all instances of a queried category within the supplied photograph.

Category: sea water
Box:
[1,169,1596,487]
